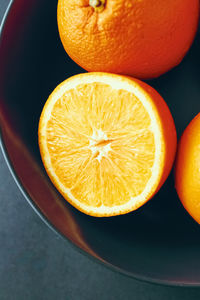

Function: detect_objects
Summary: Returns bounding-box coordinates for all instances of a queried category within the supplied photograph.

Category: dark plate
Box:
[0,0,200,287]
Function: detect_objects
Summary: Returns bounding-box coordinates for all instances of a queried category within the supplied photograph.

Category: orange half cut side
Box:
[39,73,177,217]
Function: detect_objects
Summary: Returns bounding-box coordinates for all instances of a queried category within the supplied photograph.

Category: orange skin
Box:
[175,113,200,224]
[57,0,199,79]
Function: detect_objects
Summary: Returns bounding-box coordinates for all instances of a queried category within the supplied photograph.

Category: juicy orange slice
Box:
[39,73,177,217]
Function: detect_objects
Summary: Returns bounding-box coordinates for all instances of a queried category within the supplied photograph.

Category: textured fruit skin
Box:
[57,0,199,79]
[175,113,200,224]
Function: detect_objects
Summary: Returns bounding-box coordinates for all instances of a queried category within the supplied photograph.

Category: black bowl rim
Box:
[1,0,200,288]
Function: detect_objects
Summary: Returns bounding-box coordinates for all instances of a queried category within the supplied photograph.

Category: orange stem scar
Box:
[89,0,106,13]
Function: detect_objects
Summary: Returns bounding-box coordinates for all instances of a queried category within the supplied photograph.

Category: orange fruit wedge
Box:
[38,73,177,217]
[175,113,200,224]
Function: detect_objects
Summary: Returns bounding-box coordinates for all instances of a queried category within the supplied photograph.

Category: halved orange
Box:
[38,73,177,217]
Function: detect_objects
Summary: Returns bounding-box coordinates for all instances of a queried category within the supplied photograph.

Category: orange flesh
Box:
[46,82,155,208]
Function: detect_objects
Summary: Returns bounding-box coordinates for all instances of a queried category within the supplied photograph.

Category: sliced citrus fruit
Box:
[38,73,177,217]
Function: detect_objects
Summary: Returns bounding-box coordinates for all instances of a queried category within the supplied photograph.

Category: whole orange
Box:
[175,113,200,224]
[57,0,199,79]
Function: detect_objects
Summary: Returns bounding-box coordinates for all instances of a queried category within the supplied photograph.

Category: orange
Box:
[38,72,177,217]
[57,0,199,79]
[175,113,200,224]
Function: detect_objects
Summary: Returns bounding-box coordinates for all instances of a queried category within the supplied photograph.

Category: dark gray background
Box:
[1,1,200,299]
